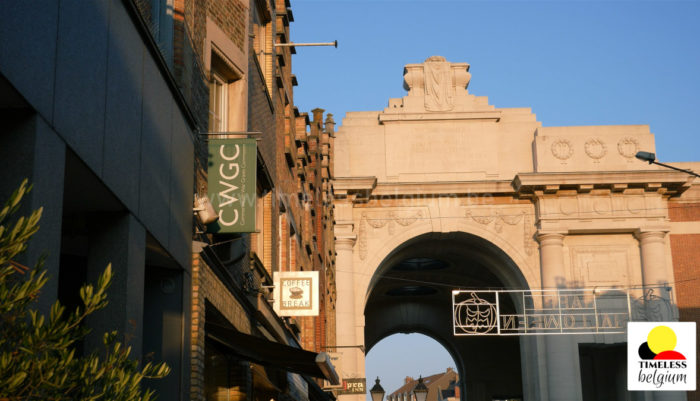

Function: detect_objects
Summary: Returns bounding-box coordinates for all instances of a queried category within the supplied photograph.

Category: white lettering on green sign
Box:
[208,139,256,233]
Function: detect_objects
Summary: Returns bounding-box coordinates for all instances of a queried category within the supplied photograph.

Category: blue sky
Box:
[290,0,700,163]
[287,0,700,396]
[364,334,455,398]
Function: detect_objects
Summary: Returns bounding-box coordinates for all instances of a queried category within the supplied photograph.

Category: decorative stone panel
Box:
[358,208,425,260]
[564,234,642,289]
[534,126,656,172]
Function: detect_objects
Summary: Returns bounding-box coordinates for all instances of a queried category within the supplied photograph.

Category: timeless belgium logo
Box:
[628,322,696,391]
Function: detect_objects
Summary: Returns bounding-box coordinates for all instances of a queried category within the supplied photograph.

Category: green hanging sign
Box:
[207,138,257,233]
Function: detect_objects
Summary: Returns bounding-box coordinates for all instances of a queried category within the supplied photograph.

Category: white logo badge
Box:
[628,322,696,391]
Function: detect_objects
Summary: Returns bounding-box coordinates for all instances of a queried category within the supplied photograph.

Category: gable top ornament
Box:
[400,56,481,114]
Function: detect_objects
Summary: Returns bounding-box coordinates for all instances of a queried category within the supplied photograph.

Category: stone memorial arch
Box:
[332,57,690,401]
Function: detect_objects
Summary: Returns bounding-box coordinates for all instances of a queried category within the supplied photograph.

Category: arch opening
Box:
[364,232,528,401]
[365,333,459,401]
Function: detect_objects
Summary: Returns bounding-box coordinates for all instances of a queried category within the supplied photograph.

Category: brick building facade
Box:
[0,1,337,401]
[387,369,459,401]
[167,0,338,399]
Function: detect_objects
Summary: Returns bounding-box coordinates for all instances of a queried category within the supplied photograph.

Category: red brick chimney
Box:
[405,376,414,384]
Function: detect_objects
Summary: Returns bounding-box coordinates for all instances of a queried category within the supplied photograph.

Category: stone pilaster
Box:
[537,233,566,290]
[636,231,669,288]
[537,232,582,401]
[334,222,366,401]
[335,226,358,381]
[635,230,675,322]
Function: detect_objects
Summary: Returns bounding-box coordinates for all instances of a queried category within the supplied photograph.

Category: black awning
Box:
[205,322,338,384]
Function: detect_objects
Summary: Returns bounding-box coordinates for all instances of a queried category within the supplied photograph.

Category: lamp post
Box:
[370,377,385,401]
[412,376,428,401]
[635,151,700,178]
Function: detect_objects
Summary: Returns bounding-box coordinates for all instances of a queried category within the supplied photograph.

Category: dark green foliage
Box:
[0,180,170,401]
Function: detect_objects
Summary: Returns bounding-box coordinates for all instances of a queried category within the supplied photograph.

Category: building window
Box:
[207,49,246,132]
[209,71,228,132]
[251,0,272,94]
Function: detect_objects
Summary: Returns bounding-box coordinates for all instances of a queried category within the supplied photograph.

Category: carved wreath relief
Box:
[584,138,607,160]
[617,137,640,159]
[551,139,574,161]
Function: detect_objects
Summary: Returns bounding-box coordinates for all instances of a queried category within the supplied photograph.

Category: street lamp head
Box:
[412,376,429,401]
[370,377,385,401]
[634,150,700,178]
[635,151,656,164]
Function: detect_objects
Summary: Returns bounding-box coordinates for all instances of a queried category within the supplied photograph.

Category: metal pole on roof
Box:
[274,40,337,48]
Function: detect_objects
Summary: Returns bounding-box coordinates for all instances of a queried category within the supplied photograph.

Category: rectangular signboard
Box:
[453,288,672,336]
[337,378,366,395]
[273,271,319,316]
[207,138,256,233]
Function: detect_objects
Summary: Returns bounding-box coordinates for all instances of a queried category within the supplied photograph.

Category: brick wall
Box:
[171,0,209,129]
[279,213,288,269]
[671,233,700,312]
[187,0,338,398]
[186,0,207,59]
[669,199,700,401]
[669,202,700,222]
[248,35,277,271]
[191,1,337,394]
[263,191,273,267]
[670,234,700,401]
[190,255,253,401]
[186,0,209,128]
[208,0,247,52]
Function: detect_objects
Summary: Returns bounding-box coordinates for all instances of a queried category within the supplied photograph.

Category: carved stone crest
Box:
[551,139,573,160]
[585,138,607,160]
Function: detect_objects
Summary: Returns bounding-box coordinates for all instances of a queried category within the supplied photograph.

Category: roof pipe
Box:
[275,40,337,48]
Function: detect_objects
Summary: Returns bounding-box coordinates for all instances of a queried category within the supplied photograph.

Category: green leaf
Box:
[6,371,27,390]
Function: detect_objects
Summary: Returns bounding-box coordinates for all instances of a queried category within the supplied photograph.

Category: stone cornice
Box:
[378,110,501,123]
[332,171,692,200]
[333,177,377,204]
[513,170,693,196]
[371,180,514,196]
[333,176,377,195]
[403,61,471,70]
